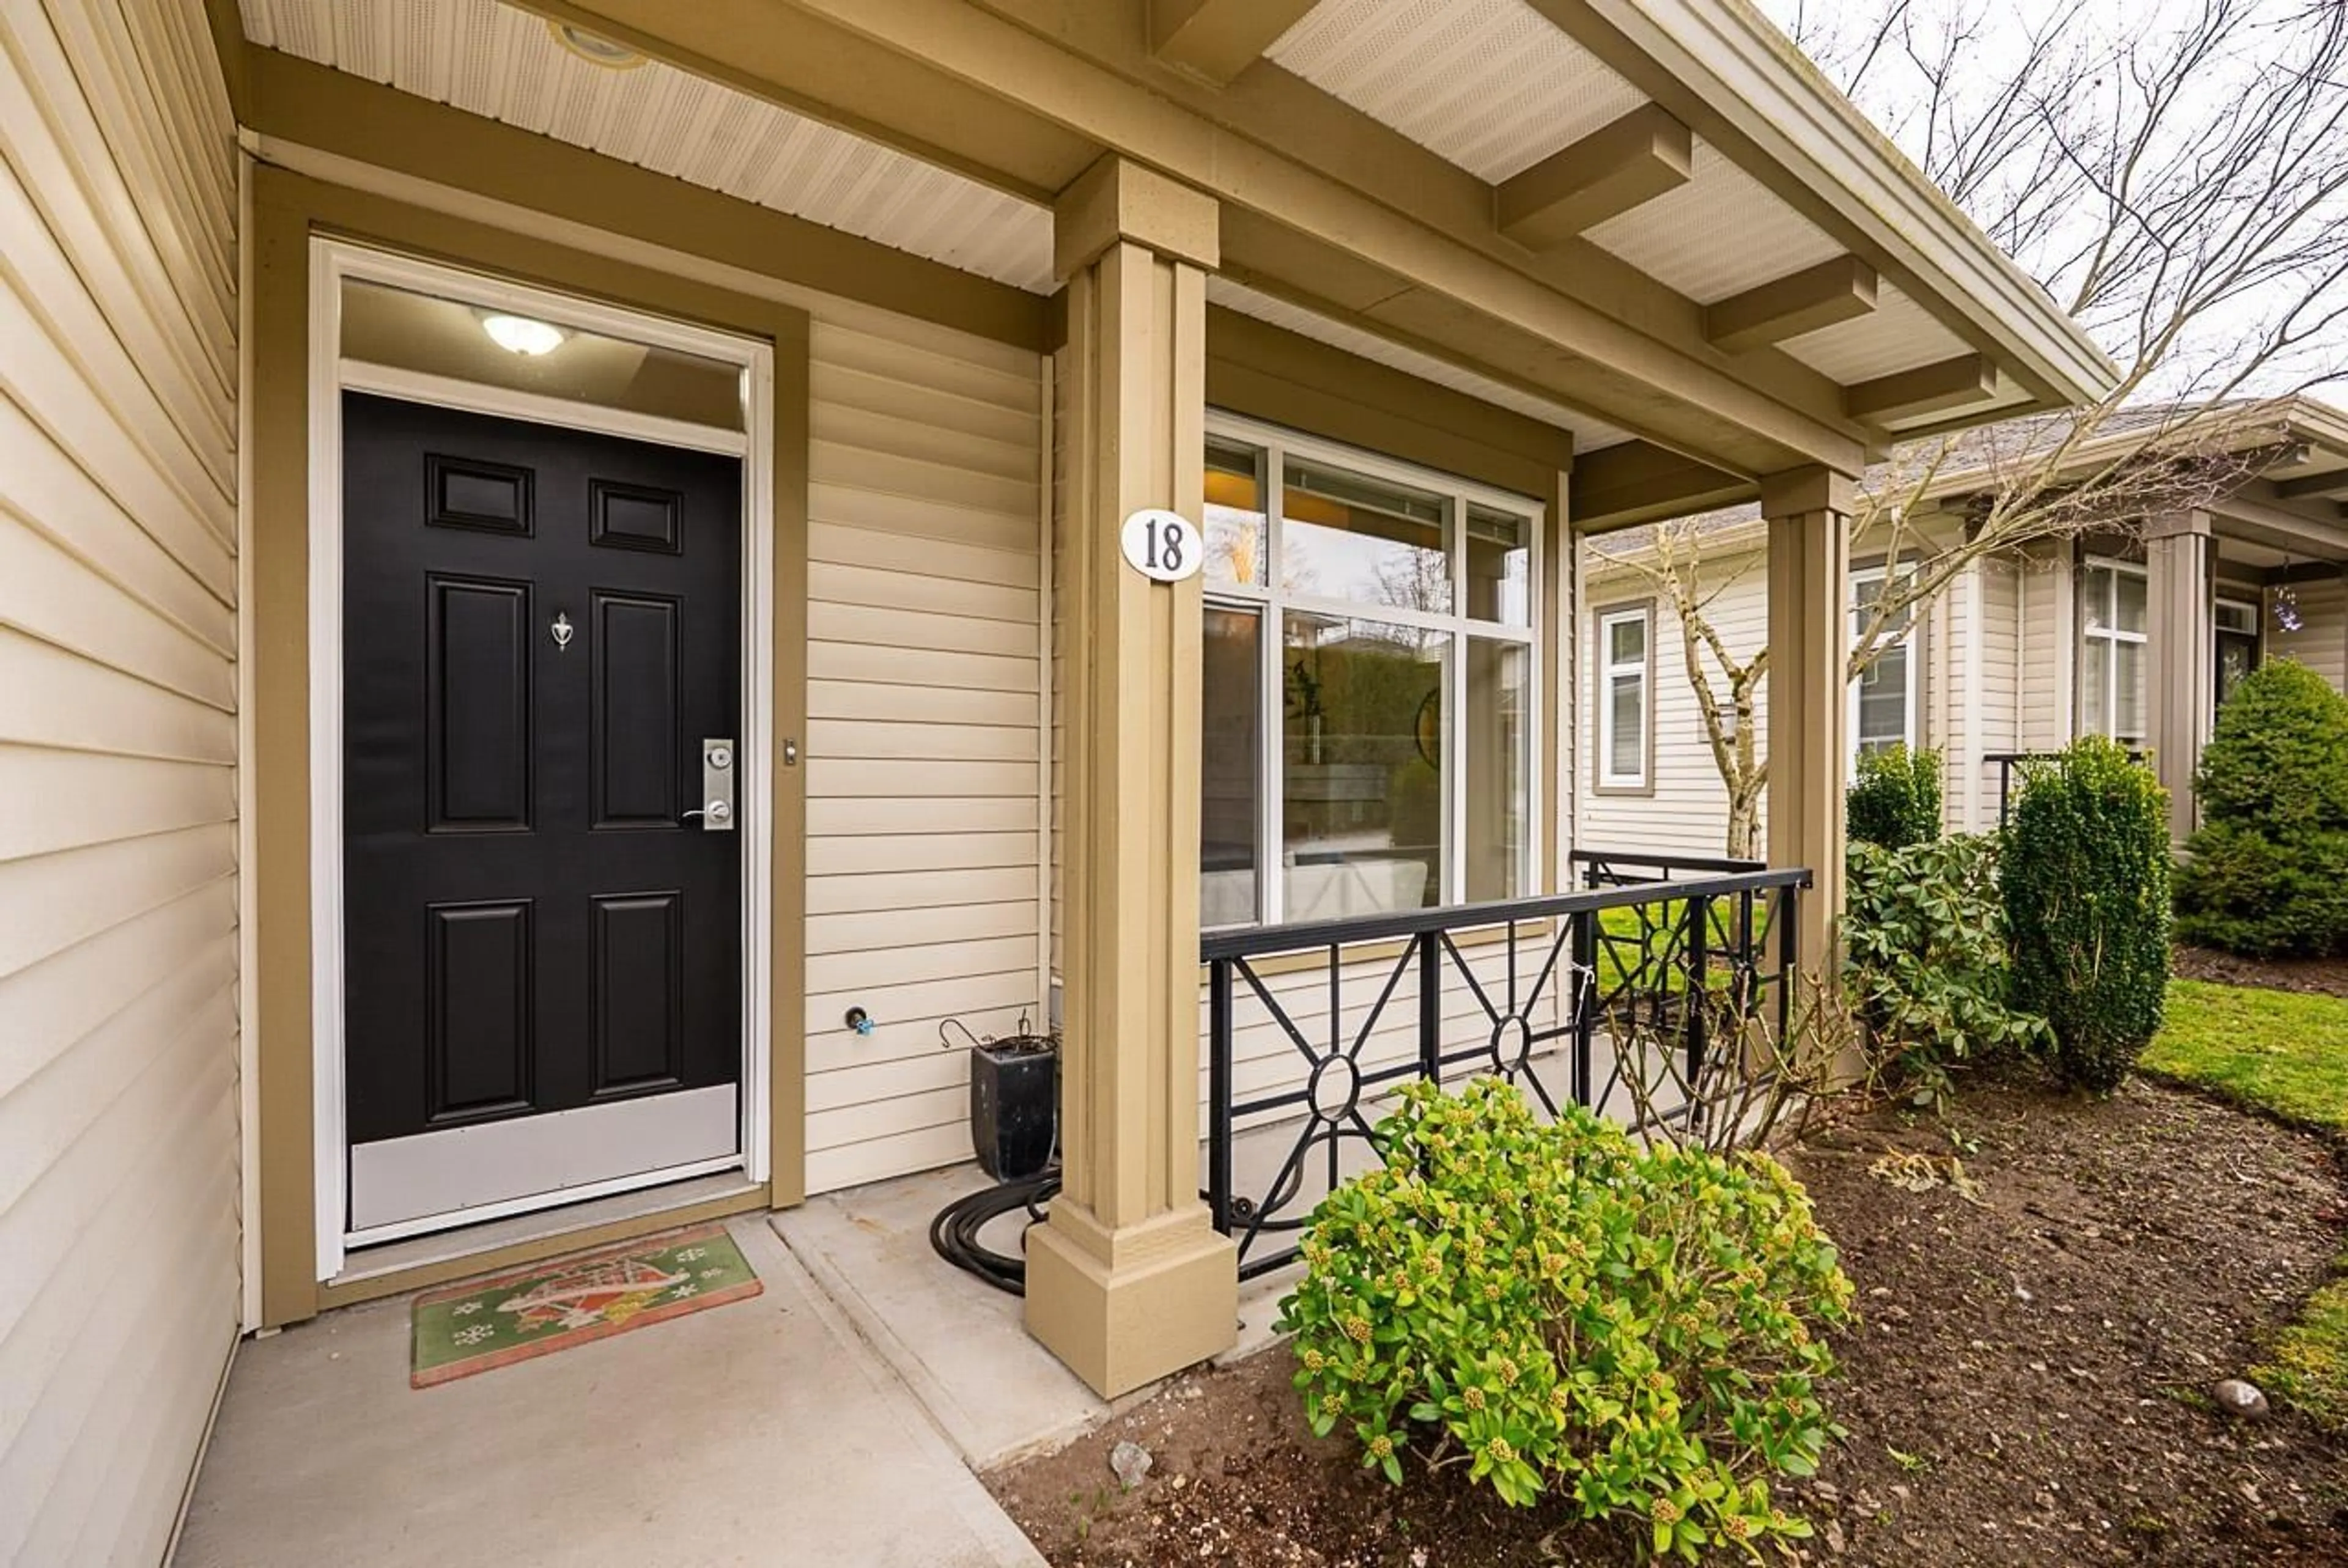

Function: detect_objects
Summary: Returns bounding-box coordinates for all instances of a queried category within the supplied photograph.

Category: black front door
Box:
[342,392,742,1227]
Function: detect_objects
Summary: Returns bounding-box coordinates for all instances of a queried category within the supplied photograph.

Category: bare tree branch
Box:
[1632,0,2348,855]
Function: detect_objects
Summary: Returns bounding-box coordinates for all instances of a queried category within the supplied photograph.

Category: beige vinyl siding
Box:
[801,312,1046,1195]
[1951,556,2023,832]
[0,2,241,1564]
[1578,554,1770,861]
[2270,575,2348,692]
[2016,541,2073,753]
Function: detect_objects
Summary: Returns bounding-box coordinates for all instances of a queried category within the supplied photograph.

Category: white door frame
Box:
[307,237,777,1278]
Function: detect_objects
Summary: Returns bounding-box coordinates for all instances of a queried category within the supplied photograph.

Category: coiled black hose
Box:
[928,1169,1061,1295]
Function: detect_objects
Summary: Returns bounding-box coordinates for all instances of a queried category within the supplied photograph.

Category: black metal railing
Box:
[1201,858,1811,1279]
[1985,749,2147,825]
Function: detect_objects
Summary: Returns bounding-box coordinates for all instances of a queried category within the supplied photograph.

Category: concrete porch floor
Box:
[171,1216,1044,1568]
[772,1162,1301,1471]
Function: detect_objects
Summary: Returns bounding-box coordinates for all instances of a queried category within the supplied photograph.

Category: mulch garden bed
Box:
[2177,946,2348,1003]
[988,1072,2348,1566]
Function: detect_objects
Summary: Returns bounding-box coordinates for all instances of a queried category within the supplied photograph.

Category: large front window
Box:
[1199,419,1539,928]
[2080,559,2148,747]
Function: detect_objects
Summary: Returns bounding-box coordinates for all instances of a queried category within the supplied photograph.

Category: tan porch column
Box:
[2147,512,2214,842]
[1763,466,1854,973]
[1026,156,1237,1397]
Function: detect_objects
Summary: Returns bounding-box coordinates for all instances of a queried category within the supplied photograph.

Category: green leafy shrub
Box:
[2176,660,2348,957]
[1277,1079,1853,1561]
[1845,833,2050,1105]
[2175,822,2348,958]
[1845,745,1943,848]
[2000,737,2171,1091]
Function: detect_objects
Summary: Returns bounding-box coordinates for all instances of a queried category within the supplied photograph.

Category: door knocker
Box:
[550,612,574,650]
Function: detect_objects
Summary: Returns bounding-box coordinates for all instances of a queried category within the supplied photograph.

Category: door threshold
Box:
[328,1171,764,1295]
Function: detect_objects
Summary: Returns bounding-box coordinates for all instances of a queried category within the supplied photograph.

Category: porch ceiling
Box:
[232,0,1637,462]
[234,0,1058,292]
[1264,0,2047,432]
[224,0,2117,528]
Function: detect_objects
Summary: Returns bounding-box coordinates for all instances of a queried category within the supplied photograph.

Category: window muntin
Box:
[1849,568,1916,766]
[2081,560,2149,748]
[1199,417,1540,927]
[1597,607,1650,790]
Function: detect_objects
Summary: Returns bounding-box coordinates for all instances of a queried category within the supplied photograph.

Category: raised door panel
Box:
[427,899,534,1122]
[427,575,532,831]
[592,891,684,1095]
[591,590,680,828]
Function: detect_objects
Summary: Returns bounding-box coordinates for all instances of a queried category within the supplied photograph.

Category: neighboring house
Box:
[1581,398,2348,854]
[1,0,2116,1558]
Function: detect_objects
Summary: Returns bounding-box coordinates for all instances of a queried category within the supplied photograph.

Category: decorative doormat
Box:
[410,1223,761,1388]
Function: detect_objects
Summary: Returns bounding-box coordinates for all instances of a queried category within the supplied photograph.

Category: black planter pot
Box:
[970,1039,1057,1182]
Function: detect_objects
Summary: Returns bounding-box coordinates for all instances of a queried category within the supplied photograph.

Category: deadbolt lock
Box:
[685,737,736,831]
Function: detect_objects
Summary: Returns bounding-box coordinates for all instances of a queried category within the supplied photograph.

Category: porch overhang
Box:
[218,0,2114,529]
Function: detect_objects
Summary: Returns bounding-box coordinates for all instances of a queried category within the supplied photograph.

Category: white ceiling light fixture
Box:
[549,21,644,69]
[481,313,568,356]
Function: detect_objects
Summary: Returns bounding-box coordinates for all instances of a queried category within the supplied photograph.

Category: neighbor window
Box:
[1198,418,1540,926]
[1595,606,1650,791]
[2080,559,2149,748]
[1849,567,1916,767]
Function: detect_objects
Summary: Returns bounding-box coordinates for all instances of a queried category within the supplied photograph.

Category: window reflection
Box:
[1200,606,1262,928]
[1204,439,1266,587]
[1281,459,1452,613]
[1464,639,1528,902]
[1465,505,1530,625]
[1282,613,1445,917]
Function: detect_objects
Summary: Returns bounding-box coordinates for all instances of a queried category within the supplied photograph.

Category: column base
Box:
[1024,1198,1238,1398]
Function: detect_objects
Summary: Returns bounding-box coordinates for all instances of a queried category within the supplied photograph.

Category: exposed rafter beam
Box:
[1148,0,1316,85]
[2270,469,2348,501]
[1496,105,1691,253]
[1704,256,1877,355]
[504,0,1872,473]
[1571,440,1749,531]
[1845,354,1996,422]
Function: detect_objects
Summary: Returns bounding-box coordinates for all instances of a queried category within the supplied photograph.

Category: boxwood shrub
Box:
[1999,738,2171,1091]
[1846,744,1943,848]
[1278,1079,1853,1560]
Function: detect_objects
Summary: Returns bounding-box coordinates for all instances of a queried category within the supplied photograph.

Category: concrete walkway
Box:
[172,1217,1043,1568]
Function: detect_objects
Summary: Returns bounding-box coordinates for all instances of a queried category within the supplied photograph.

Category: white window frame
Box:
[2080,556,2150,745]
[1201,412,1543,928]
[1847,564,1918,772]
[1595,606,1652,791]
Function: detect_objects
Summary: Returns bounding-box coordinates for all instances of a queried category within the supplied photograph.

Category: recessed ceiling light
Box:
[550,21,643,69]
[482,313,567,356]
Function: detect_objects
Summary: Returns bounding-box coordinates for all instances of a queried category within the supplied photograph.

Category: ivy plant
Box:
[1277,1079,1854,1562]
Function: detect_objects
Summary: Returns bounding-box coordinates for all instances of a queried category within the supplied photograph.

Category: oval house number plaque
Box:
[1120,507,1203,583]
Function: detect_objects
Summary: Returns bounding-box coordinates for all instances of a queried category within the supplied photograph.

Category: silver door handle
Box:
[688,738,735,831]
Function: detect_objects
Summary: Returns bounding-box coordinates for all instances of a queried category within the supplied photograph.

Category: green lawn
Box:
[2144,979,2348,1135]
[2146,976,2348,1431]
